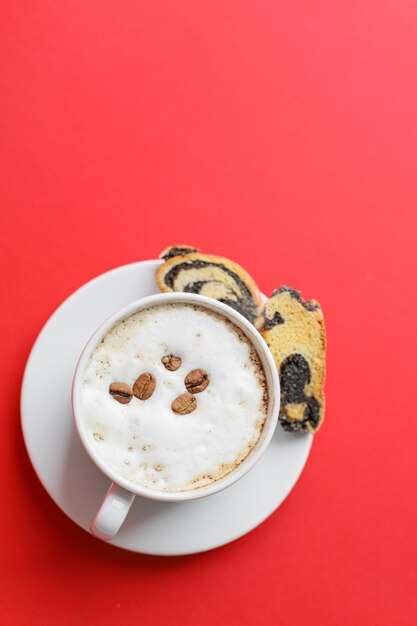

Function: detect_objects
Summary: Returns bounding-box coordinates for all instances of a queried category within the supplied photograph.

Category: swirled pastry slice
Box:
[156,251,263,324]
[259,286,326,433]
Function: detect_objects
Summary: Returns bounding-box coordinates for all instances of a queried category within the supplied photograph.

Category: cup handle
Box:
[90,483,135,541]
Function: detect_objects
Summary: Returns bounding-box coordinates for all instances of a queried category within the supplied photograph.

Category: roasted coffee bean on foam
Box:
[81,303,268,492]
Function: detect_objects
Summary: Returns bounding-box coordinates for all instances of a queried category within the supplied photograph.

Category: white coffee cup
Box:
[72,292,280,541]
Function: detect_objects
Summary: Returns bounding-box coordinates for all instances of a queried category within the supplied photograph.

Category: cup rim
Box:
[72,292,280,501]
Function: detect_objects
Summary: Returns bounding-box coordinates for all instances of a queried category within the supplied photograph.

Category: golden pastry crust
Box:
[259,286,326,433]
[156,250,263,324]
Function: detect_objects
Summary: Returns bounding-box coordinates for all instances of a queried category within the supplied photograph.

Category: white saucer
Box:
[21,260,312,555]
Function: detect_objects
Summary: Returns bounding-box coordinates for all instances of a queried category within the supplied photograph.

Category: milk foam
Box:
[81,303,267,492]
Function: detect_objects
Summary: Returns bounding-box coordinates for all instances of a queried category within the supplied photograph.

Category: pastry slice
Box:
[156,248,263,324]
[259,286,326,433]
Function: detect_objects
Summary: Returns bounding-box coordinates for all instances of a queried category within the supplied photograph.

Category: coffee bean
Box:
[133,373,156,400]
[109,382,133,404]
[184,368,209,394]
[161,355,182,371]
[171,392,197,415]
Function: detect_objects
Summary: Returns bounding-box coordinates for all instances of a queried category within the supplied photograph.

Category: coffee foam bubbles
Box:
[81,303,267,492]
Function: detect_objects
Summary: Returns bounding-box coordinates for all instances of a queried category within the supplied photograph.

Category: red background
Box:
[1,1,416,624]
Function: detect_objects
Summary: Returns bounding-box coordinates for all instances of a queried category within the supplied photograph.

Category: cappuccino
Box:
[81,303,267,492]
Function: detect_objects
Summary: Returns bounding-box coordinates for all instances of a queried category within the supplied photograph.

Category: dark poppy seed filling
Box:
[280,354,311,402]
[183,280,210,293]
[262,311,285,329]
[272,286,319,312]
[279,354,321,431]
[160,246,200,260]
